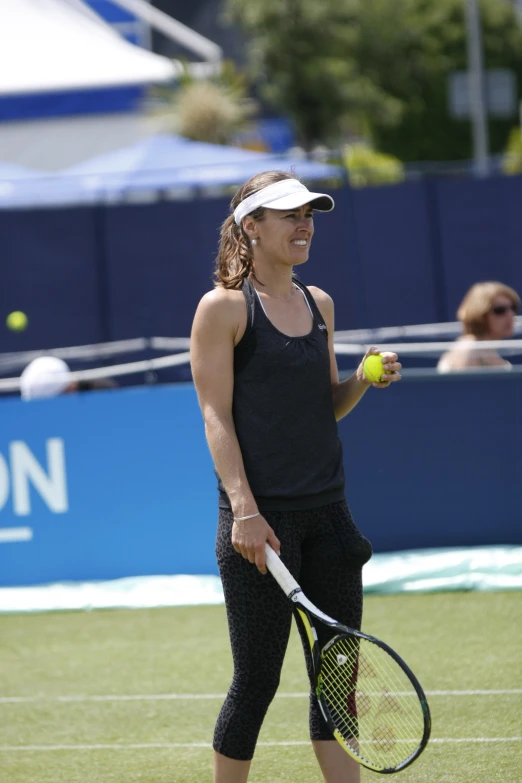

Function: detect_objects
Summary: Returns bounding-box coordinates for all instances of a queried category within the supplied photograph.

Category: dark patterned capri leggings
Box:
[213,500,373,761]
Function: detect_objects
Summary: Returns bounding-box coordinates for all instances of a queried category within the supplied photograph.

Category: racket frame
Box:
[264,544,431,774]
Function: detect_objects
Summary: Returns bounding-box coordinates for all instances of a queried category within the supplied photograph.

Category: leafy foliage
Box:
[152,61,256,145]
[503,127,522,175]
[344,144,404,187]
[226,0,522,161]
[360,0,522,161]
[225,0,401,149]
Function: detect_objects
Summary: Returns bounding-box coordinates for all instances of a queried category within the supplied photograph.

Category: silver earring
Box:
[252,238,258,245]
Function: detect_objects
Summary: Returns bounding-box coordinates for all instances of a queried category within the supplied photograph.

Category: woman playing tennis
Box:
[191,171,402,783]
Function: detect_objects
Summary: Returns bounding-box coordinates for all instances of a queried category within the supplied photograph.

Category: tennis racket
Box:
[264,544,431,774]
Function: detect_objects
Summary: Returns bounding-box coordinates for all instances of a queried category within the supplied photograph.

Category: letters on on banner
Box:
[0,439,68,542]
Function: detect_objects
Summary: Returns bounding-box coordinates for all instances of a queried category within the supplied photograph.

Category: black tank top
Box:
[217,278,345,511]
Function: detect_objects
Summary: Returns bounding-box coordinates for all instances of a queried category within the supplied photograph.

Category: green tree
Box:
[226,0,522,161]
[344,144,404,187]
[224,0,401,149]
[357,0,522,162]
[503,127,522,174]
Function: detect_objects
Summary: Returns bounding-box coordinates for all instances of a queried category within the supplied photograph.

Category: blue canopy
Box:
[0,162,77,209]
[0,162,52,208]
[61,134,344,193]
[0,136,343,209]
[0,162,43,179]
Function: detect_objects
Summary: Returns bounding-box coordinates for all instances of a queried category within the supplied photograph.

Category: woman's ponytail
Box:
[215,214,254,289]
[214,170,298,289]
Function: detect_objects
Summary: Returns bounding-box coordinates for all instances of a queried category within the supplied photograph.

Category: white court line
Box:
[0,527,33,543]
[1,689,521,704]
[428,689,522,696]
[0,738,521,752]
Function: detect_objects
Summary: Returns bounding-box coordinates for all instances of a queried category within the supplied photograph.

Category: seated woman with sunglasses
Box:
[438,281,520,372]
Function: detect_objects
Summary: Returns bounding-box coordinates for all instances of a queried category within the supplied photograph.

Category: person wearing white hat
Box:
[20,356,77,401]
[191,171,402,783]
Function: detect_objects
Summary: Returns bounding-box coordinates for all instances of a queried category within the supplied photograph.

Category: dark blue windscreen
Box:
[352,182,440,327]
[102,199,226,340]
[436,175,522,320]
[3,175,522,356]
[0,207,104,352]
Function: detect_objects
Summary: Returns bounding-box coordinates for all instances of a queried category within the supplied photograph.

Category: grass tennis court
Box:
[1,592,520,783]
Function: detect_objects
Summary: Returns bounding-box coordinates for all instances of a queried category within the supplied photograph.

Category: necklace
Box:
[253,283,299,303]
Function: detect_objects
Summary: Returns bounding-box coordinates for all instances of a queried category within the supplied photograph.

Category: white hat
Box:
[20,356,72,401]
[233,179,335,226]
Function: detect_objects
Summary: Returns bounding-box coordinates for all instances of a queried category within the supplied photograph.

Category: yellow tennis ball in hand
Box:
[6,311,28,331]
[363,353,386,383]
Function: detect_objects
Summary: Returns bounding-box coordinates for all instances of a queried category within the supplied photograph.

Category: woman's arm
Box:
[308,287,402,421]
[190,290,280,572]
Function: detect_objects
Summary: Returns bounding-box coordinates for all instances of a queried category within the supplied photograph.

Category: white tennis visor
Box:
[233,179,335,226]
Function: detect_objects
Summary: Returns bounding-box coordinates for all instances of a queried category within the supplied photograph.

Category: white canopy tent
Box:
[0,0,177,95]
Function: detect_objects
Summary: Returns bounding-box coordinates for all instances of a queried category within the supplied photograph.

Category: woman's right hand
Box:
[231,514,281,574]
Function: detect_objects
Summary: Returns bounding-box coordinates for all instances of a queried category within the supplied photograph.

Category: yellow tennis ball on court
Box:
[6,311,28,331]
[363,353,386,383]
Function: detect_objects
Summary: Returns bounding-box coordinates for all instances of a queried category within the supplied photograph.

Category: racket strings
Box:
[321,646,421,755]
[320,652,419,767]
[318,636,426,770]
[320,642,422,766]
[321,641,421,739]
[341,642,423,739]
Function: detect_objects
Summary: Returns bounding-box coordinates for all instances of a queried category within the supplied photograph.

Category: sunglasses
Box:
[490,304,518,316]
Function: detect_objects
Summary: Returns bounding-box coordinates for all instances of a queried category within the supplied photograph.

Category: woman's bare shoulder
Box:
[306,285,334,310]
[199,286,244,305]
[192,287,247,340]
[437,340,477,369]
[437,337,509,371]
[196,287,245,317]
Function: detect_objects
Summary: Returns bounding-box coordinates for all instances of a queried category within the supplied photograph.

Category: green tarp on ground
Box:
[0,546,520,614]
[363,545,522,594]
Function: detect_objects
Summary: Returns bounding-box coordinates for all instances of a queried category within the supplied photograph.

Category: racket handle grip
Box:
[265,543,300,596]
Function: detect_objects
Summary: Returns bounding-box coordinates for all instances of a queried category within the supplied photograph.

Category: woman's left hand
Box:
[356,346,402,389]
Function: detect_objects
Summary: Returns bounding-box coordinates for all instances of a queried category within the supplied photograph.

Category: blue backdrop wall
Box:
[1,374,520,587]
[2,174,522,354]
